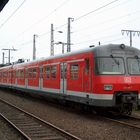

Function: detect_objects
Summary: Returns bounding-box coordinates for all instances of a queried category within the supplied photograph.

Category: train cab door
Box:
[60,62,67,94]
[83,58,91,92]
[39,65,43,89]
[25,68,28,88]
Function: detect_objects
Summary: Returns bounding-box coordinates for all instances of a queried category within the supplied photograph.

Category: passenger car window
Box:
[28,68,32,78]
[32,68,37,78]
[51,65,57,79]
[20,69,24,78]
[46,66,50,79]
[70,64,79,79]
[61,63,67,79]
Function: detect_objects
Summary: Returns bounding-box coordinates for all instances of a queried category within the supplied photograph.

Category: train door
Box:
[25,68,28,88]
[9,69,12,86]
[15,70,17,86]
[83,58,91,92]
[39,65,43,89]
[60,62,67,93]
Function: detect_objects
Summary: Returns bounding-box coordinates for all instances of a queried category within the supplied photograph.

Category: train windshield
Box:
[127,58,140,75]
[95,57,125,75]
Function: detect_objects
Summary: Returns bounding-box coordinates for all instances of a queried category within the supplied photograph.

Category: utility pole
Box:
[33,34,38,60]
[55,42,67,54]
[2,52,4,64]
[67,17,74,52]
[121,30,140,47]
[62,43,65,54]
[50,24,54,56]
[2,48,17,64]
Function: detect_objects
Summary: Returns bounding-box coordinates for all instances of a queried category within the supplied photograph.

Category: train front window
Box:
[127,58,140,75]
[95,57,125,75]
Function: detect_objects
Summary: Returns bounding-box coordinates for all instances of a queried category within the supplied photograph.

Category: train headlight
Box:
[104,84,113,90]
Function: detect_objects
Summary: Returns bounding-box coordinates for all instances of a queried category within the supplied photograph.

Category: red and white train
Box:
[0,44,140,114]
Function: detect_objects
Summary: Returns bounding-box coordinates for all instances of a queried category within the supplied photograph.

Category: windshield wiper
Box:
[110,55,120,65]
[135,55,140,62]
[134,55,140,72]
[134,55,140,65]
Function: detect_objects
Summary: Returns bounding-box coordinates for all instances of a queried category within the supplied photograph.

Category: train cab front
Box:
[93,44,140,115]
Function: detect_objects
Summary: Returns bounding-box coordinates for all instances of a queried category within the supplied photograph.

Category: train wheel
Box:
[118,103,132,115]
[125,104,132,115]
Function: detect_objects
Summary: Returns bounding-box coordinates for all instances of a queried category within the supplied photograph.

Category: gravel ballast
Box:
[0,116,26,140]
[0,89,140,140]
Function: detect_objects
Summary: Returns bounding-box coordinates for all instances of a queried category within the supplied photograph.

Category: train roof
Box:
[26,43,140,62]
[93,44,140,57]
[0,44,140,69]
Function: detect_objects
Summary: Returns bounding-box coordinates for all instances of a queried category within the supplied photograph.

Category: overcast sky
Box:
[0,0,140,63]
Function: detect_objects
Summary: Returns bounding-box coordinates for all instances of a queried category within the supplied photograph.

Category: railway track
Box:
[0,98,81,140]
[104,115,140,130]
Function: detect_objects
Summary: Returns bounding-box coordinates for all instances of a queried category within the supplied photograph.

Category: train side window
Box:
[27,68,36,78]
[39,66,43,78]
[85,58,89,73]
[60,64,63,79]
[26,69,28,78]
[46,66,50,79]
[2,72,4,78]
[61,63,67,79]
[6,72,8,78]
[70,64,79,79]
[43,66,46,78]
[20,69,24,78]
[16,70,19,78]
[11,71,14,78]
[51,65,57,79]
[28,68,32,78]
[32,68,37,78]
[16,71,18,78]
[14,71,15,78]
[8,71,11,78]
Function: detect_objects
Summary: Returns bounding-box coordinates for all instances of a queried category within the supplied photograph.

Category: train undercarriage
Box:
[114,92,138,115]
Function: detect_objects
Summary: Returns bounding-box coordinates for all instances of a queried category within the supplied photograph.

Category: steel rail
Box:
[0,98,81,140]
[0,113,31,140]
[104,116,140,130]
[127,115,140,121]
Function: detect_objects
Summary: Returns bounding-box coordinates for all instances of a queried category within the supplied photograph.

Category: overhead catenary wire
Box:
[0,0,26,30]
[1,0,138,55]
[73,10,140,42]
[73,6,140,34]
[2,0,70,46]
[37,0,122,37]
[17,0,121,37]
[19,0,71,35]
[8,11,140,50]
[74,0,120,22]
[49,0,121,32]
[74,33,121,45]
[73,13,140,46]
[103,36,128,44]
[17,40,32,47]
[34,0,132,44]
[12,1,139,50]
[73,35,128,48]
